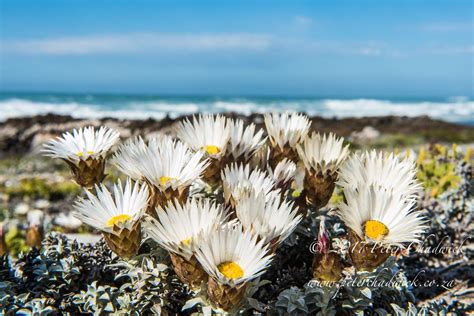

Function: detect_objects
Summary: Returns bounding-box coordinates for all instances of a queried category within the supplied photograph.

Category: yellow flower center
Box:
[291,189,302,198]
[77,151,94,158]
[106,214,132,227]
[364,220,389,240]
[203,145,221,155]
[181,237,193,247]
[160,176,176,186]
[217,261,244,279]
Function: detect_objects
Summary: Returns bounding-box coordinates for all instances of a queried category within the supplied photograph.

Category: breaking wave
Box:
[0,96,472,124]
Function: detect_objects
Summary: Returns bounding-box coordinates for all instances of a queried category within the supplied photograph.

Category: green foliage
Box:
[270,258,416,316]
[420,129,474,144]
[4,226,29,256]
[275,286,309,315]
[0,233,187,315]
[372,133,424,149]
[0,155,69,175]
[5,178,50,198]
[329,186,344,205]
[0,255,18,311]
[0,208,8,222]
[72,281,130,315]
[2,177,81,200]
[416,145,465,197]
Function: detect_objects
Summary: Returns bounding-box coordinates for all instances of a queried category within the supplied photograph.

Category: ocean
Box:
[0,92,473,125]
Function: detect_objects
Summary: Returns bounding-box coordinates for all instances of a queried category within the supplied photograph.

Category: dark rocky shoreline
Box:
[1,113,473,157]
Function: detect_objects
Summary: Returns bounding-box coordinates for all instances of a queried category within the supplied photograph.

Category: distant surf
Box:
[0,93,472,125]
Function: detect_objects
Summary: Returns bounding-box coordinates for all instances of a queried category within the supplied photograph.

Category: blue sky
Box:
[0,0,472,97]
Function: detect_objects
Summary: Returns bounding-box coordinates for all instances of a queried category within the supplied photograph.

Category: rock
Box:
[14,202,30,215]
[145,130,173,140]
[0,125,18,153]
[30,132,57,154]
[34,199,51,209]
[65,233,101,244]
[54,213,83,230]
[0,114,473,156]
[351,126,381,142]
[27,209,44,226]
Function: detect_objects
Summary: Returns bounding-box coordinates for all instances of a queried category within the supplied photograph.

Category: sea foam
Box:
[0,96,472,124]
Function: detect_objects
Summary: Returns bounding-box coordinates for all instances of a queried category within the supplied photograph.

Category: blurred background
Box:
[0,0,473,123]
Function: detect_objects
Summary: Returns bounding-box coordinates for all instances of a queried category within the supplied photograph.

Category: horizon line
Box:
[1,90,472,101]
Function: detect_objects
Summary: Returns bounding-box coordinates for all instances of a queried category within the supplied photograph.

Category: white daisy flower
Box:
[143,198,227,260]
[227,119,266,162]
[297,132,350,174]
[194,224,273,287]
[137,139,209,192]
[269,158,297,189]
[43,126,120,162]
[112,136,148,180]
[221,163,278,208]
[337,186,427,247]
[177,114,231,159]
[112,135,175,181]
[248,144,275,172]
[146,133,176,150]
[73,179,149,234]
[264,112,310,150]
[236,191,302,246]
[338,150,422,199]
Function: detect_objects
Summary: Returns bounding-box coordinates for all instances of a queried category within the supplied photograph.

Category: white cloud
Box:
[324,41,473,57]
[352,42,386,56]
[357,47,382,56]
[420,22,473,32]
[1,33,273,55]
[309,40,389,57]
[418,44,474,55]
[2,31,471,58]
[294,16,313,28]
